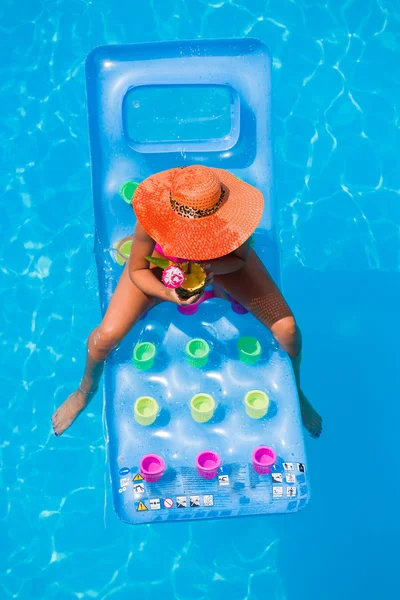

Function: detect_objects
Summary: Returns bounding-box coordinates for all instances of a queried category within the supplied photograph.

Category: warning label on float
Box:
[283,463,294,471]
[133,473,144,481]
[133,482,145,495]
[176,496,187,508]
[136,501,148,511]
[286,486,297,497]
[180,467,219,492]
[203,495,214,507]
[218,475,230,486]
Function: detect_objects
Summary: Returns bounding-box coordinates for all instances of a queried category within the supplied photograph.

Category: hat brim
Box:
[133,167,264,261]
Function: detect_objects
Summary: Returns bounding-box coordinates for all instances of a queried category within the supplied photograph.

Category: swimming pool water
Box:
[1,1,399,598]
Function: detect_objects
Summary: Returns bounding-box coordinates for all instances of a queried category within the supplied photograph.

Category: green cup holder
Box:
[190,393,216,423]
[134,396,159,426]
[113,239,133,266]
[244,389,270,419]
[237,336,261,365]
[120,181,139,204]
[185,338,210,368]
[133,342,156,371]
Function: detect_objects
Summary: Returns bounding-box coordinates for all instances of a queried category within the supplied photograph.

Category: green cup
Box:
[133,342,156,371]
[134,396,159,426]
[113,239,133,266]
[185,338,210,368]
[237,336,261,365]
[120,181,139,204]
[190,393,216,423]
[244,390,270,419]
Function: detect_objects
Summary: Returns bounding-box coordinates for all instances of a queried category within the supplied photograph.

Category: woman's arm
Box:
[205,241,250,276]
[128,223,201,305]
[128,223,167,299]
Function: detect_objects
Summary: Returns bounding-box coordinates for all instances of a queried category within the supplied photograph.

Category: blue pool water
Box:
[1,1,399,598]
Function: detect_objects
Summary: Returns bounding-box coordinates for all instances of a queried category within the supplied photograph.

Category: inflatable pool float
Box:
[86,38,309,524]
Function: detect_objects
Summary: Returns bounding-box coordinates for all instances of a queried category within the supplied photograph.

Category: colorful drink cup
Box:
[120,180,139,204]
[132,342,156,371]
[185,338,210,368]
[190,393,216,423]
[196,450,221,479]
[134,396,159,426]
[244,390,270,419]
[139,454,165,483]
[238,336,261,365]
[251,446,276,475]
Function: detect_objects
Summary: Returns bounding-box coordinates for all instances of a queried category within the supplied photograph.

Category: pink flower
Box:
[162,265,186,289]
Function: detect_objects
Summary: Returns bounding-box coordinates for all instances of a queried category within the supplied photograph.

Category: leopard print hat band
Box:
[169,186,225,219]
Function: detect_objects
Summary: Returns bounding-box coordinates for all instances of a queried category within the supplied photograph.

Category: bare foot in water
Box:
[299,389,322,438]
[52,389,95,436]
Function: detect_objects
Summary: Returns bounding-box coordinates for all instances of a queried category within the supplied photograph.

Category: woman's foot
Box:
[52,388,96,436]
[299,389,322,438]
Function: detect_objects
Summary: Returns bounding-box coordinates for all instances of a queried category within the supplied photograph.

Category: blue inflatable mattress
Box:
[85,38,309,525]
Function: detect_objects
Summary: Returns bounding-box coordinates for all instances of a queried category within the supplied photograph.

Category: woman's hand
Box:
[165,288,204,306]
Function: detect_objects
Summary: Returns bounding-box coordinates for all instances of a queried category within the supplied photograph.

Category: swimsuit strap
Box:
[154,242,186,263]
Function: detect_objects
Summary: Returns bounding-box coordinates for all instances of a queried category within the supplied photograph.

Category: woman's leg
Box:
[214,249,322,438]
[52,264,160,436]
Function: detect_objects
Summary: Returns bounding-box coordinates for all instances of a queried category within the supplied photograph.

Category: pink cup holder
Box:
[196,450,221,479]
[177,290,215,316]
[227,294,249,314]
[140,454,166,483]
[231,301,249,314]
[251,446,276,475]
[178,304,199,315]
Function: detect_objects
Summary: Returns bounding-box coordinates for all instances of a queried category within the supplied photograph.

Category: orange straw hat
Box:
[133,165,264,261]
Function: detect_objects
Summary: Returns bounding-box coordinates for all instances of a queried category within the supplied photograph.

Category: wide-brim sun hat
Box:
[132,165,264,261]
